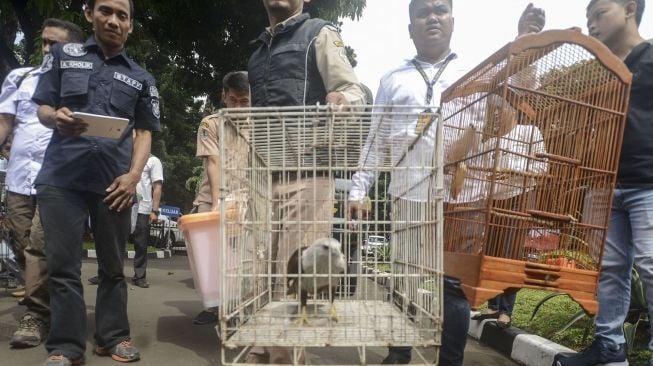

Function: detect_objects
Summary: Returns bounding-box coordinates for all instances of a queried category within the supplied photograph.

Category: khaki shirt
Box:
[193,113,249,207]
[268,16,365,104]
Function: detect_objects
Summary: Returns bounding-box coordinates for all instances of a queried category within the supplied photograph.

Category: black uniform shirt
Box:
[32,36,161,195]
[619,41,653,185]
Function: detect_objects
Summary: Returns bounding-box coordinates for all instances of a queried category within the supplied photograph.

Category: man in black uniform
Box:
[32,0,160,364]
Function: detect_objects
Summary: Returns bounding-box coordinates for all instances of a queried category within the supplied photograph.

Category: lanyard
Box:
[411,53,456,106]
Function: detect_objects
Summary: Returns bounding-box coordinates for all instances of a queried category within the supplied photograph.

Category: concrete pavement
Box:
[0,256,515,365]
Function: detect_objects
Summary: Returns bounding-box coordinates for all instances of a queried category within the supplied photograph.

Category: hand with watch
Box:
[150,209,160,223]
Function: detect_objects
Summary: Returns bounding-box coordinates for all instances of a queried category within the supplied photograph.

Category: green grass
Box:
[83,240,157,253]
[507,289,652,364]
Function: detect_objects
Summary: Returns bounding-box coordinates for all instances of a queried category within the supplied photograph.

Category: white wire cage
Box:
[213,105,444,365]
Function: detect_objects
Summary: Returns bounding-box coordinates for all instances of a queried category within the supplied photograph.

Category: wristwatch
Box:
[152,209,160,215]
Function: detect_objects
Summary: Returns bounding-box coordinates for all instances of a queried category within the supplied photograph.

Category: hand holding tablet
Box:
[70,112,129,139]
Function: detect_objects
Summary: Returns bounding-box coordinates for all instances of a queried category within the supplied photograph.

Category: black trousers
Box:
[132,213,150,281]
[37,185,131,359]
[389,276,470,366]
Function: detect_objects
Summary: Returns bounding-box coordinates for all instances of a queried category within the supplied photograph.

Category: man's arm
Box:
[150,181,163,222]
[104,128,152,212]
[314,25,365,105]
[206,155,221,212]
[0,114,15,146]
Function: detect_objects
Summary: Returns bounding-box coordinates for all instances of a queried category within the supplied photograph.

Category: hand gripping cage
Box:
[440,30,631,314]
[214,105,444,365]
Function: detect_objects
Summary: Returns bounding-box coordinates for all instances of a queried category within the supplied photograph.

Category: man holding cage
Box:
[246,0,365,363]
[348,0,545,364]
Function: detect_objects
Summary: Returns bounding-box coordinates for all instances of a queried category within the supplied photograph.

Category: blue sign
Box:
[160,205,182,218]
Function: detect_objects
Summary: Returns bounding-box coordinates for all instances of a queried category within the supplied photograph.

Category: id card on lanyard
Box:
[413,53,456,133]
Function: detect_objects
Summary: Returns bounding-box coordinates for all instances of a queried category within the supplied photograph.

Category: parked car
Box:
[361,235,389,258]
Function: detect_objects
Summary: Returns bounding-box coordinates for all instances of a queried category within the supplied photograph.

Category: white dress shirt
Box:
[0,67,52,196]
[136,155,164,214]
[349,53,487,203]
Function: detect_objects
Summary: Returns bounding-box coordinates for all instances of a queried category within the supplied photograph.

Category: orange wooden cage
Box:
[440,29,631,315]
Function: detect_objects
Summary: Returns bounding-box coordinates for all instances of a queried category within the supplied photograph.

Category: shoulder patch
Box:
[62,43,87,57]
[333,40,345,48]
[149,85,159,99]
[151,98,161,119]
[41,54,54,73]
[114,72,143,91]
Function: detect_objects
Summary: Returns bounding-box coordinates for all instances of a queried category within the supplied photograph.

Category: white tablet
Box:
[71,112,129,139]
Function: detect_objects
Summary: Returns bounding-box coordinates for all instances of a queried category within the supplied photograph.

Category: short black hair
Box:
[86,0,135,19]
[409,0,453,20]
[42,18,85,43]
[222,71,249,93]
[587,0,645,26]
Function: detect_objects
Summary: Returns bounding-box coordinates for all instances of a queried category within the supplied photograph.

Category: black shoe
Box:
[88,276,99,285]
[132,279,149,288]
[193,310,217,325]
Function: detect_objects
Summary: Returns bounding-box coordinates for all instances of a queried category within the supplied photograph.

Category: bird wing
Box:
[286,246,306,295]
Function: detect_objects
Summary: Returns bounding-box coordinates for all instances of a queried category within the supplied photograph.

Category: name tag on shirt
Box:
[61,61,94,70]
[114,72,143,91]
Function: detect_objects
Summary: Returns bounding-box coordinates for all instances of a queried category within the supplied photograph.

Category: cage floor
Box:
[223,300,437,348]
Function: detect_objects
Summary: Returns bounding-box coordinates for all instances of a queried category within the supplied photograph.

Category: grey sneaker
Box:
[42,354,84,366]
[94,340,140,362]
[11,314,47,348]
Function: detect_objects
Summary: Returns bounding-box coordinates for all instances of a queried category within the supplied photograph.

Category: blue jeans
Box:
[595,187,653,349]
[488,292,516,315]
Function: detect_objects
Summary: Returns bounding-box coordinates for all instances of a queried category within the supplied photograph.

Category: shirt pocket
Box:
[60,71,90,98]
[110,81,139,118]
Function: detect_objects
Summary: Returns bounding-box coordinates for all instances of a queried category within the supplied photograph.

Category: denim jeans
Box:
[37,185,131,359]
[595,187,653,350]
[488,293,516,315]
[389,276,470,366]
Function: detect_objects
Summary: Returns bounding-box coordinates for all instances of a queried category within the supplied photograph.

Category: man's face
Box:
[262,0,308,20]
[85,0,133,51]
[41,26,70,55]
[586,0,630,46]
[409,0,454,53]
[223,89,251,109]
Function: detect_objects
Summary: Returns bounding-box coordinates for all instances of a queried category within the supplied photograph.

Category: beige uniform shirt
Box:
[193,113,249,207]
[268,16,366,104]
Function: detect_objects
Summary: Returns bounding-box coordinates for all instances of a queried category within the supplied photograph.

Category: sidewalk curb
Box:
[83,249,171,259]
[468,312,576,366]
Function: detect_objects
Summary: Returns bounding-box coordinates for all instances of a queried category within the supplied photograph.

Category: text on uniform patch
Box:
[114,72,143,91]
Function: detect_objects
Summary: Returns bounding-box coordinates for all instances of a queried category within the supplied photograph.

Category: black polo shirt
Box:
[618,41,653,185]
[32,36,161,195]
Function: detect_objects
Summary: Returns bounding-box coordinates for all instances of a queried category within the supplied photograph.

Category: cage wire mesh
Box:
[213,104,444,365]
[440,30,631,313]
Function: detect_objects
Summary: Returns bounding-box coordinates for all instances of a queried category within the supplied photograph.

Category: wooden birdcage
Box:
[440,30,631,314]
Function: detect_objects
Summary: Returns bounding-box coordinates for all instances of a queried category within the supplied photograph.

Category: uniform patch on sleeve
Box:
[114,72,143,91]
[40,54,54,73]
[333,41,344,47]
[151,98,160,119]
[61,60,93,70]
[149,85,159,98]
[62,43,88,57]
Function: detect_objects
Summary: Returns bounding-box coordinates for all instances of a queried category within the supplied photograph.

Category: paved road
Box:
[0,256,515,365]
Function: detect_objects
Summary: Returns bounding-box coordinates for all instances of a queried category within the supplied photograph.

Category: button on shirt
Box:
[349,54,487,203]
[32,37,161,195]
[0,67,52,195]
